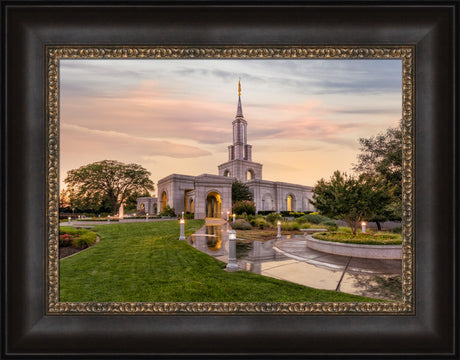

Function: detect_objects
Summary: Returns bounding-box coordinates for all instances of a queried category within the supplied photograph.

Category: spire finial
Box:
[236,79,244,118]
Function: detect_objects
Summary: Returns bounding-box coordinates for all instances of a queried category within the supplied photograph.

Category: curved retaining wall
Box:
[305,235,402,260]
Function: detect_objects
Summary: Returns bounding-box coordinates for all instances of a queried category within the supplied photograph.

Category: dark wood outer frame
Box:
[1,1,456,358]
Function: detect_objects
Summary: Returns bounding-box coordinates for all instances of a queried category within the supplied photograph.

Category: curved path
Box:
[254,237,402,299]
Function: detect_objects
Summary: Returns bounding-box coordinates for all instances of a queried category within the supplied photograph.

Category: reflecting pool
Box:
[188,223,288,274]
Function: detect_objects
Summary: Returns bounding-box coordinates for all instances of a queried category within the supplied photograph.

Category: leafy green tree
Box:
[353,122,402,225]
[310,171,396,235]
[232,180,253,204]
[64,160,154,214]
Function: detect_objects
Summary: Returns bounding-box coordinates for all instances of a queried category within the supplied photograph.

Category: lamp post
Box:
[68,217,71,225]
[226,230,238,272]
[361,221,367,234]
[277,220,282,238]
[179,219,186,240]
[107,215,110,223]
[226,211,229,221]
[146,213,149,222]
[232,214,236,222]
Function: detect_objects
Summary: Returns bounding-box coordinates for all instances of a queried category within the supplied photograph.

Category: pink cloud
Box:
[61,124,212,158]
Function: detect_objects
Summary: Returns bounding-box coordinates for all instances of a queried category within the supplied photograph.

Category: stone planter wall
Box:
[305,235,402,260]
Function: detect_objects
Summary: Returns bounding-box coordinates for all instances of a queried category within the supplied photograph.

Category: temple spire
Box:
[236,79,244,118]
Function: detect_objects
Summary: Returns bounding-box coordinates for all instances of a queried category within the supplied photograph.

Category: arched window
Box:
[287,195,294,212]
[224,170,230,177]
[246,169,255,180]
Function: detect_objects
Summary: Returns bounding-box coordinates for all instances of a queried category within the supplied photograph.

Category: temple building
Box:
[137,82,315,219]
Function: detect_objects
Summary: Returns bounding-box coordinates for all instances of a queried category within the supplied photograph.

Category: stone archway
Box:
[161,191,168,211]
[246,169,255,180]
[286,194,296,212]
[206,191,222,218]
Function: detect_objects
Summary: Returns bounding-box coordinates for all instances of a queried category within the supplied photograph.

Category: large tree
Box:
[64,160,154,214]
[310,171,396,235]
[353,122,402,225]
[232,180,253,204]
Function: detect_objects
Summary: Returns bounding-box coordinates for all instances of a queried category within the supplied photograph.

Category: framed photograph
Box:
[2,1,457,358]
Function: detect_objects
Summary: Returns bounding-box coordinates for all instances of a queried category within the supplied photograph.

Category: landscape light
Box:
[226,230,238,272]
[179,219,186,240]
[361,221,367,234]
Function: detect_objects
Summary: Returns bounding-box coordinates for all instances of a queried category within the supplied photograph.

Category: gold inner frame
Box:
[46,46,415,314]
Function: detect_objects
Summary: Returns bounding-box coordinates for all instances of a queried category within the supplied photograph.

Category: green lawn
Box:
[60,220,382,302]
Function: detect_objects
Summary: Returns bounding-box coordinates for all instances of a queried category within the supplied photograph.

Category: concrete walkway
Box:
[255,237,402,299]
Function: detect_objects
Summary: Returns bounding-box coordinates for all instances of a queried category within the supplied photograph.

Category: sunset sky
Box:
[60,59,402,196]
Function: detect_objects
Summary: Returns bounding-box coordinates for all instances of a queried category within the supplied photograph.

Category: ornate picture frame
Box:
[2,1,456,357]
[48,46,414,315]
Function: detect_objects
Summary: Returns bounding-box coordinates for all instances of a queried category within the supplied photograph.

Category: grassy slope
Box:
[60,220,381,302]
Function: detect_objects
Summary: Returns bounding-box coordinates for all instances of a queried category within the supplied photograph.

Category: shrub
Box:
[159,205,176,217]
[390,226,402,234]
[231,220,253,230]
[304,214,331,224]
[322,220,338,231]
[59,227,97,249]
[232,200,256,215]
[184,213,194,220]
[59,233,74,247]
[295,215,310,224]
[254,218,270,230]
[257,210,274,216]
[280,221,301,231]
[266,212,281,224]
[72,231,97,249]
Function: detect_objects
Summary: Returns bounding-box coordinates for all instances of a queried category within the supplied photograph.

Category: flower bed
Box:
[312,231,401,245]
[306,234,402,259]
[59,227,98,249]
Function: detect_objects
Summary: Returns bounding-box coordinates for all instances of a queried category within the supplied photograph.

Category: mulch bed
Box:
[59,246,83,259]
[59,237,100,259]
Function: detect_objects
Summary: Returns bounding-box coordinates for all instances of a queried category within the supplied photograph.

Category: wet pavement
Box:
[189,219,403,301]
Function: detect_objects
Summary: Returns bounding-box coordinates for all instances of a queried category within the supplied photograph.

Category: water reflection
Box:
[189,223,286,274]
[189,223,229,263]
[205,226,222,251]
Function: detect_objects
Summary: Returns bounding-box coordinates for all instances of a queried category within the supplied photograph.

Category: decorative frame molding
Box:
[47,46,415,314]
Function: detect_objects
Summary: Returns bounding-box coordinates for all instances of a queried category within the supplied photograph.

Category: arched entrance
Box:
[189,199,194,213]
[161,191,168,211]
[206,191,222,218]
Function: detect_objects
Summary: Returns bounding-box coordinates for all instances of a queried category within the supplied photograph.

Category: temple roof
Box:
[236,95,244,118]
